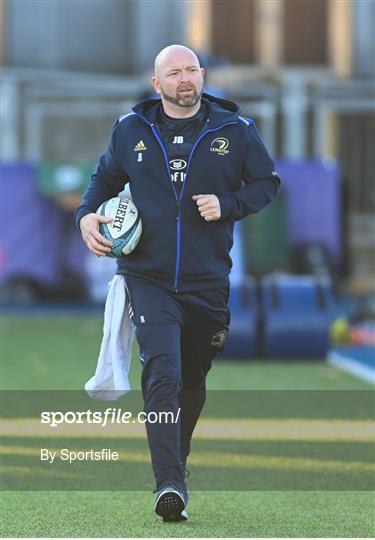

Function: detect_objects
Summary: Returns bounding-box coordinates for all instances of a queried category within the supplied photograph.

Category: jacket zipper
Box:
[135,112,237,292]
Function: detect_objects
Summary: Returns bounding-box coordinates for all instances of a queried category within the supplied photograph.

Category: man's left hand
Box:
[192,194,221,221]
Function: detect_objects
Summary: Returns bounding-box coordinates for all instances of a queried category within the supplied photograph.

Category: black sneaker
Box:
[154,482,187,522]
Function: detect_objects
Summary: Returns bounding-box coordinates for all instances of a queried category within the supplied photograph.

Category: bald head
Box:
[151,44,204,117]
[154,45,201,76]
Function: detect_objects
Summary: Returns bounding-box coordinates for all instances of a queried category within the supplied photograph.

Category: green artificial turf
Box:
[2,491,374,537]
[2,316,372,390]
[1,315,374,537]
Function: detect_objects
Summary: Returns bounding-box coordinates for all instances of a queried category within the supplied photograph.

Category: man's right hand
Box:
[79,213,113,257]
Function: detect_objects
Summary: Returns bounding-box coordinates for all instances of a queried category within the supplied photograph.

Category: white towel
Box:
[85,274,135,400]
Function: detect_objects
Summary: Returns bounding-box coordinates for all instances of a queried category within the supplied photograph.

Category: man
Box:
[75,44,280,522]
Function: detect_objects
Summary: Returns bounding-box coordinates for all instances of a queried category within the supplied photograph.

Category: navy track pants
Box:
[125,274,230,490]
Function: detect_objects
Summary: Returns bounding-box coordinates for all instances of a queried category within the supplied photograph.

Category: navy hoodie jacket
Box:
[74,93,280,292]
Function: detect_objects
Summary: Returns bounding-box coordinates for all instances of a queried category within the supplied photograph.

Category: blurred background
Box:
[1,6,374,534]
[1,0,374,379]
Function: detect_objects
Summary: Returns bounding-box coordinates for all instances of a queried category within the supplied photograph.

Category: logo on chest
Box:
[210,137,230,156]
[134,140,147,162]
[170,159,187,171]
[169,159,187,184]
[134,140,147,152]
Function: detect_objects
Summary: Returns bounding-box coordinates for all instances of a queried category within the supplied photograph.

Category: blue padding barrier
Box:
[221,277,258,359]
[328,345,375,384]
[261,274,335,358]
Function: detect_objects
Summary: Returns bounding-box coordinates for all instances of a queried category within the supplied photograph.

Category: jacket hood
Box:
[132,93,241,128]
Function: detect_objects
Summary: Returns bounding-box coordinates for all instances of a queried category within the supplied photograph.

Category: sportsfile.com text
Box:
[40,408,181,428]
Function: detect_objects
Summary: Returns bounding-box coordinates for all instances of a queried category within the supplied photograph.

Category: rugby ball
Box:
[96,196,142,257]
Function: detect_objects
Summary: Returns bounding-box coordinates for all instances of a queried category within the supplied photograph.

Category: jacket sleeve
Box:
[73,119,129,229]
[217,122,280,221]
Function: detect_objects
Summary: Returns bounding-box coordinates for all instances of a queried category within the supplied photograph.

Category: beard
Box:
[160,84,203,108]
